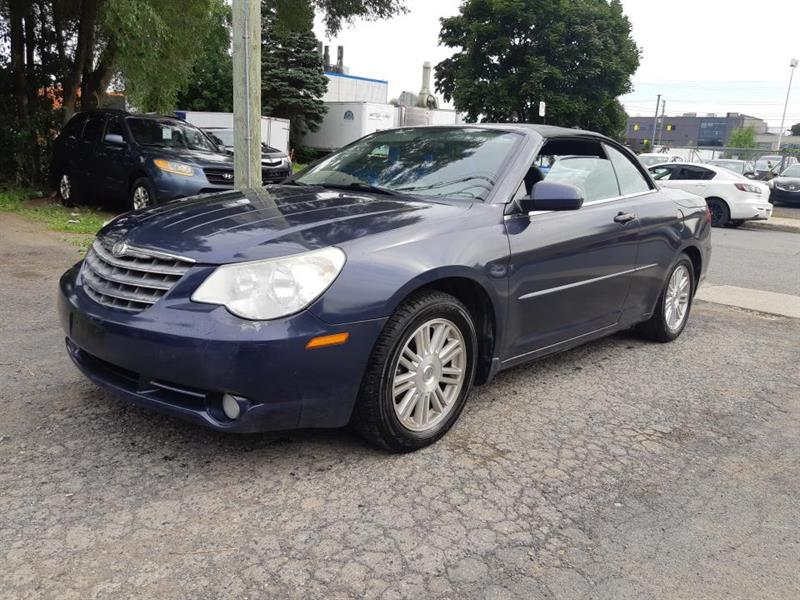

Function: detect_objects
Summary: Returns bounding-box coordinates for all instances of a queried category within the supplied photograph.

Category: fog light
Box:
[222,394,242,420]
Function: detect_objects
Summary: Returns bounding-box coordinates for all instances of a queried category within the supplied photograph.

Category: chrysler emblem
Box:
[222,172,234,180]
[112,241,129,257]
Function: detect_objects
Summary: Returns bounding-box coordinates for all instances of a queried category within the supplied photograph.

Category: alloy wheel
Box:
[664,264,691,332]
[392,318,466,432]
[132,186,151,210]
[59,174,71,201]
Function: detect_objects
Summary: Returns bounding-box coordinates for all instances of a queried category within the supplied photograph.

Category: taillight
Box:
[734,183,761,194]
[703,206,712,223]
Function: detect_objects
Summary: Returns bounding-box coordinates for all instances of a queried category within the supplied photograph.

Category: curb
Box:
[739,219,800,234]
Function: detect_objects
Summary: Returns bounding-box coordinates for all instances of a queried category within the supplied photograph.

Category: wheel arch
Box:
[387,273,499,386]
[682,245,702,294]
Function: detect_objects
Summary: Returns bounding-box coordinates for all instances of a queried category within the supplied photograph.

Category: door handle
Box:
[614,212,636,224]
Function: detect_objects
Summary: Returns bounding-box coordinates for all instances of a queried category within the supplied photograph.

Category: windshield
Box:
[639,155,667,167]
[781,164,800,177]
[755,157,782,171]
[128,118,218,152]
[208,129,234,146]
[296,127,522,201]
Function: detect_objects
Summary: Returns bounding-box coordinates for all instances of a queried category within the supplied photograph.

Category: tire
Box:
[129,177,157,210]
[636,255,695,343]
[706,197,729,227]
[351,290,478,453]
[726,219,745,228]
[56,169,80,207]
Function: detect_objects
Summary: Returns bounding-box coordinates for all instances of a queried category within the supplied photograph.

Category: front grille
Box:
[204,167,235,185]
[204,167,290,185]
[81,240,192,312]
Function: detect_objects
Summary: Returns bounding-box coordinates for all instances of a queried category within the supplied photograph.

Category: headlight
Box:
[154,159,194,177]
[191,247,346,320]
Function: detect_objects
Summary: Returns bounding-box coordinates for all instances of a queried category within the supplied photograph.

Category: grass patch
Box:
[1,187,119,253]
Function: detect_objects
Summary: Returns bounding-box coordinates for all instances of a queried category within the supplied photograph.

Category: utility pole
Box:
[777,58,798,152]
[651,94,661,149]
[232,0,262,190]
[656,99,666,146]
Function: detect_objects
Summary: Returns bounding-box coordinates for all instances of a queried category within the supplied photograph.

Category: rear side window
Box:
[605,145,651,195]
[676,166,715,180]
[650,165,677,180]
[81,115,106,143]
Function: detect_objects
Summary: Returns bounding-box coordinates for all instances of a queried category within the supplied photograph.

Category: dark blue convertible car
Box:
[58,125,711,452]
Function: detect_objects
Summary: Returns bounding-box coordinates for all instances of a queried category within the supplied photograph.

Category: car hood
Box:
[773,177,800,188]
[142,147,234,169]
[97,186,471,264]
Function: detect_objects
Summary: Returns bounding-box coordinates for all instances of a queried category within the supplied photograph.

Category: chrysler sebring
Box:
[58,125,711,452]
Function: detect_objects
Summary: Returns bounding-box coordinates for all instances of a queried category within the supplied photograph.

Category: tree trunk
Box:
[83,43,117,111]
[24,4,37,105]
[62,0,99,122]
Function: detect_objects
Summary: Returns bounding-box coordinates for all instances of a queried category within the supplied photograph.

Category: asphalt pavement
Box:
[1,214,798,600]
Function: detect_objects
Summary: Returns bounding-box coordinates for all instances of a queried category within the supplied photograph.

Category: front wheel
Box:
[129,177,156,211]
[352,291,478,453]
[636,256,695,343]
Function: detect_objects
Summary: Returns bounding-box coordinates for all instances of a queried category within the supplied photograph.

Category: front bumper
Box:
[58,263,386,433]
[770,187,800,205]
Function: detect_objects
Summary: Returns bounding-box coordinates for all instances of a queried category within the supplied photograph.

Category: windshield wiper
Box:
[317,182,406,197]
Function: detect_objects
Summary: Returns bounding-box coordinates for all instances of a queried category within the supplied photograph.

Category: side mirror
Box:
[218,144,230,154]
[104,133,126,146]
[519,181,584,212]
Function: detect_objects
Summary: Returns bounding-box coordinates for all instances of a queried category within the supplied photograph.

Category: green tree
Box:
[261,1,327,146]
[728,127,757,149]
[434,0,640,138]
[790,123,800,137]
[176,2,233,112]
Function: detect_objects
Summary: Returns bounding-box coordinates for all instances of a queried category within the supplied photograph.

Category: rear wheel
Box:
[57,170,80,207]
[352,291,477,453]
[129,177,156,210]
[636,255,695,343]
[706,197,729,227]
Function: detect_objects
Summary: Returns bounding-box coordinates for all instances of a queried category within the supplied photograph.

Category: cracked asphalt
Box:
[1,213,799,599]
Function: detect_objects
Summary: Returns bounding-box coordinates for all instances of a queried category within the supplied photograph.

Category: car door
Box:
[93,115,130,199]
[76,113,106,194]
[504,137,643,362]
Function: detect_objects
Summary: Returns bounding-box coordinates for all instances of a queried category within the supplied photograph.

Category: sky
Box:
[314,0,800,128]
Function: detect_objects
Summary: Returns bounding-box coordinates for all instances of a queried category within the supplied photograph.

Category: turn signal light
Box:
[306,332,350,349]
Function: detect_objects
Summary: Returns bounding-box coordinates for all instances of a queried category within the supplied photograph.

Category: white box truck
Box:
[174,111,291,154]
[300,102,395,152]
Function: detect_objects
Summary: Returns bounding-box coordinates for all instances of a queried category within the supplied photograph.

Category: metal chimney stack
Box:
[420,61,432,96]
[336,46,344,71]
[323,46,330,69]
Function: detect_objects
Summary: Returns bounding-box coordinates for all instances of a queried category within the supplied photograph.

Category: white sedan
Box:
[648,162,772,228]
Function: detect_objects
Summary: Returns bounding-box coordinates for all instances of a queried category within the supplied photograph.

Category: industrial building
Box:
[625,112,769,150]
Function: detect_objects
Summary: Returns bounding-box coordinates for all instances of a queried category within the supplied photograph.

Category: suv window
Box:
[63,113,88,139]
[676,166,715,180]
[536,139,620,202]
[105,116,126,141]
[605,144,651,195]
[81,114,106,143]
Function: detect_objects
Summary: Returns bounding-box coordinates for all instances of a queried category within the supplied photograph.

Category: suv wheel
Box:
[57,171,79,207]
[352,291,478,453]
[130,178,156,210]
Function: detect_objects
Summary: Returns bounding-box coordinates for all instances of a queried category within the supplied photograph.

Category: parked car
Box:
[649,162,772,227]
[51,110,282,210]
[768,163,800,205]
[705,159,755,178]
[752,155,798,180]
[58,125,711,452]
[203,127,292,182]
[638,153,682,167]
